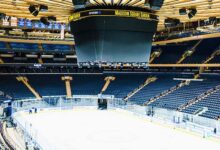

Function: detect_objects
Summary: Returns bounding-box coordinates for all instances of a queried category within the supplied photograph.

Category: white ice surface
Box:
[15,108,220,150]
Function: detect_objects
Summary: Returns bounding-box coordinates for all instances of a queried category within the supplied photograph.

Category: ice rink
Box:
[15,108,220,150]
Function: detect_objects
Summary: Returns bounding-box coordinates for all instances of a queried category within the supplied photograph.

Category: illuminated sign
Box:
[130,11,140,18]
[69,9,157,22]
[88,11,101,15]
[115,10,130,16]
[141,12,150,19]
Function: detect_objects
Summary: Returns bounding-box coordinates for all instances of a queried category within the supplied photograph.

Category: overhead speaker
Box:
[179,8,187,15]
[40,17,50,26]
[48,16,56,22]
[29,5,39,16]
[149,0,164,10]
[39,5,48,12]
[0,13,6,19]
[188,8,197,19]
[72,0,87,9]
[164,18,180,28]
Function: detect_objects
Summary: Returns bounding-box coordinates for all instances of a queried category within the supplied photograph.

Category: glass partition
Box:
[11,97,220,140]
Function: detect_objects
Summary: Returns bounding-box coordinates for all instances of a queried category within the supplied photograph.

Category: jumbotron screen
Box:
[70,9,158,63]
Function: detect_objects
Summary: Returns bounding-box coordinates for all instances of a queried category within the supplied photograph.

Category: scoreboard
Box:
[70,8,158,63]
[69,9,158,22]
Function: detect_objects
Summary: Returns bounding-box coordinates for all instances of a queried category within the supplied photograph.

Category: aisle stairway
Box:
[181,86,220,119]
[178,85,220,111]
[148,77,220,110]
[124,77,157,101]
[144,80,190,106]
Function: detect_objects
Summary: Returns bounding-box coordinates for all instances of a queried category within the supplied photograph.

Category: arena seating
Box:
[103,74,148,98]
[1,39,220,64]
[10,43,39,52]
[0,75,105,98]
[0,42,7,51]
[71,75,104,95]
[151,38,220,64]
[182,38,220,64]
[128,75,179,105]
[0,74,220,120]
[28,75,66,96]
[148,75,220,110]
[0,90,12,104]
[209,56,220,63]
[0,95,6,103]
[151,41,196,64]
[182,90,220,119]
[0,76,33,99]
[42,44,72,53]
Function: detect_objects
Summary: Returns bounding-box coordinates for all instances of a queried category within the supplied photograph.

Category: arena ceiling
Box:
[1,0,220,31]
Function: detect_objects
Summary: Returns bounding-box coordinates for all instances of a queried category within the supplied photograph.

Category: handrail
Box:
[12,117,43,150]
[0,122,16,150]
[143,80,190,106]
[0,123,11,150]
[177,85,220,111]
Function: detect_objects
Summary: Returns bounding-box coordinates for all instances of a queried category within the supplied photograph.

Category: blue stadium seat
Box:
[129,75,179,105]
[42,44,72,52]
[149,75,220,110]
[183,38,220,63]
[0,42,7,51]
[0,73,219,120]
[151,41,196,64]
[10,43,39,52]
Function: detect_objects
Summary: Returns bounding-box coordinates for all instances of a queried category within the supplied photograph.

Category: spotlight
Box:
[179,8,187,15]
[39,5,48,12]
[188,8,197,19]
[40,17,50,26]
[29,5,39,16]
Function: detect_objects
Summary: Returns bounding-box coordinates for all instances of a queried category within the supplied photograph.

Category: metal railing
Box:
[9,96,220,150]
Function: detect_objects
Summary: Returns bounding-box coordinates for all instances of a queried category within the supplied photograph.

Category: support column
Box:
[16,76,42,100]
[176,40,202,64]
[62,76,73,98]
[38,57,43,64]
[38,43,44,64]
[101,76,116,93]
[149,50,162,63]
[194,49,220,79]
[0,58,4,64]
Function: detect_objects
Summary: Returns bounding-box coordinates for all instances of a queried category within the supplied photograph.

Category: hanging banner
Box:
[10,17,18,27]
[61,24,65,39]
[2,16,10,26]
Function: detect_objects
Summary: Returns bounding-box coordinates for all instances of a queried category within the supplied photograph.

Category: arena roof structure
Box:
[1,0,220,30]
[0,0,219,71]
[1,2,220,149]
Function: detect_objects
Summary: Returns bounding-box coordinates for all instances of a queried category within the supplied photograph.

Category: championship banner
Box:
[61,24,65,39]
[2,16,10,26]
[10,17,18,27]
